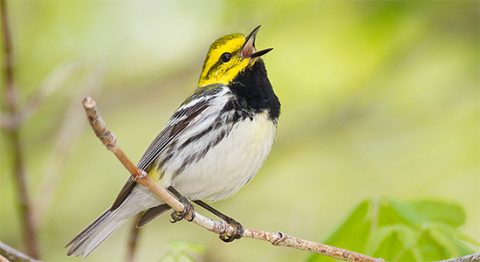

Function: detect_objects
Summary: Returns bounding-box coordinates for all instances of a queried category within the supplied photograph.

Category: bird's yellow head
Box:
[198,26,273,88]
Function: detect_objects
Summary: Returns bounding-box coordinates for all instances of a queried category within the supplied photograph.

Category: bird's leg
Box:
[167,186,195,222]
[193,200,244,242]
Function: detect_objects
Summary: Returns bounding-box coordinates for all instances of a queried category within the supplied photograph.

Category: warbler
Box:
[67,26,280,257]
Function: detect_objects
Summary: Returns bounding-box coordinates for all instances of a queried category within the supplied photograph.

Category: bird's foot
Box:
[191,199,243,242]
[219,217,244,242]
[170,196,195,223]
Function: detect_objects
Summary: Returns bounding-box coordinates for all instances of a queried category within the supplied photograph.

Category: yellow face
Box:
[198,34,251,87]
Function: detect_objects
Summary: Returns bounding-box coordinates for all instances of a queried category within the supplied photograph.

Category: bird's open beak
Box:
[240,25,273,59]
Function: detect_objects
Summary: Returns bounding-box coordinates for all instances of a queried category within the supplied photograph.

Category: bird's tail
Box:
[66,208,127,257]
[66,186,159,257]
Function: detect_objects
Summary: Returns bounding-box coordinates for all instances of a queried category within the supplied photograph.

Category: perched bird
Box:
[66,26,280,257]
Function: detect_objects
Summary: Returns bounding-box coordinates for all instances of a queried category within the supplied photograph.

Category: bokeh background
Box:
[1,1,478,261]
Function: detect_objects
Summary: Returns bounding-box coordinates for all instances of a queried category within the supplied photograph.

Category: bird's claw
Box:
[170,196,195,223]
[219,218,244,242]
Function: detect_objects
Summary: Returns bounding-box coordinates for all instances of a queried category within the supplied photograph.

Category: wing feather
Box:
[110,85,224,210]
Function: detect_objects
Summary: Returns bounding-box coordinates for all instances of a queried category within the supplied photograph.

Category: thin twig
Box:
[0,242,38,262]
[81,96,382,262]
[1,0,40,258]
[439,252,480,262]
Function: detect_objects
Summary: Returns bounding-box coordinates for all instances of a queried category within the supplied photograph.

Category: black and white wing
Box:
[110,84,227,210]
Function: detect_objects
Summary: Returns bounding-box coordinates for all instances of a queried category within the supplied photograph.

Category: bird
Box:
[66,25,280,257]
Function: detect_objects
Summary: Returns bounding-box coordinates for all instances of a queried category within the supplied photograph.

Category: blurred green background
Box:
[1,1,478,261]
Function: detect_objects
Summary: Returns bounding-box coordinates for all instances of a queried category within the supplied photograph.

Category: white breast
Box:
[163,112,276,202]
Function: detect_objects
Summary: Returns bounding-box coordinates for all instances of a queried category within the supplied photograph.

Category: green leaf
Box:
[376,198,466,228]
[409,200,466,227]
[416,228,451,261]
[306,198,478,262]
[396,246,423,262]
[367,225,417,261]
[425,223,475,256]
[325,200,372,249]
[377,198,420,227]
[307,200,372,262]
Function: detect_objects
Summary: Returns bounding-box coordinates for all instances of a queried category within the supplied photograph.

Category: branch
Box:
[0,242,38,262]
[1,0,40,258]
[81,96,382,262]
[439,253,480,262]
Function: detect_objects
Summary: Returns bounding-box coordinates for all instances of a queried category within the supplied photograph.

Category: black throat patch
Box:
[226,60,281,121]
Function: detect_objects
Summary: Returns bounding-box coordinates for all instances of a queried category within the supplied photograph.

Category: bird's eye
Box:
[220,52,232,63]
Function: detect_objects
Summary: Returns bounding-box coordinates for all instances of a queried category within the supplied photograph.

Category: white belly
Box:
[163,112,276,202]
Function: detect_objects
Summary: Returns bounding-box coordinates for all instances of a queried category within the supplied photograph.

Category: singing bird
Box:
[67,26,280,257]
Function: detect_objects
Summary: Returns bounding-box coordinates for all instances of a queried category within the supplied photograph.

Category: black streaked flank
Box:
[110,96,211,210]
[172,115,234,177]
